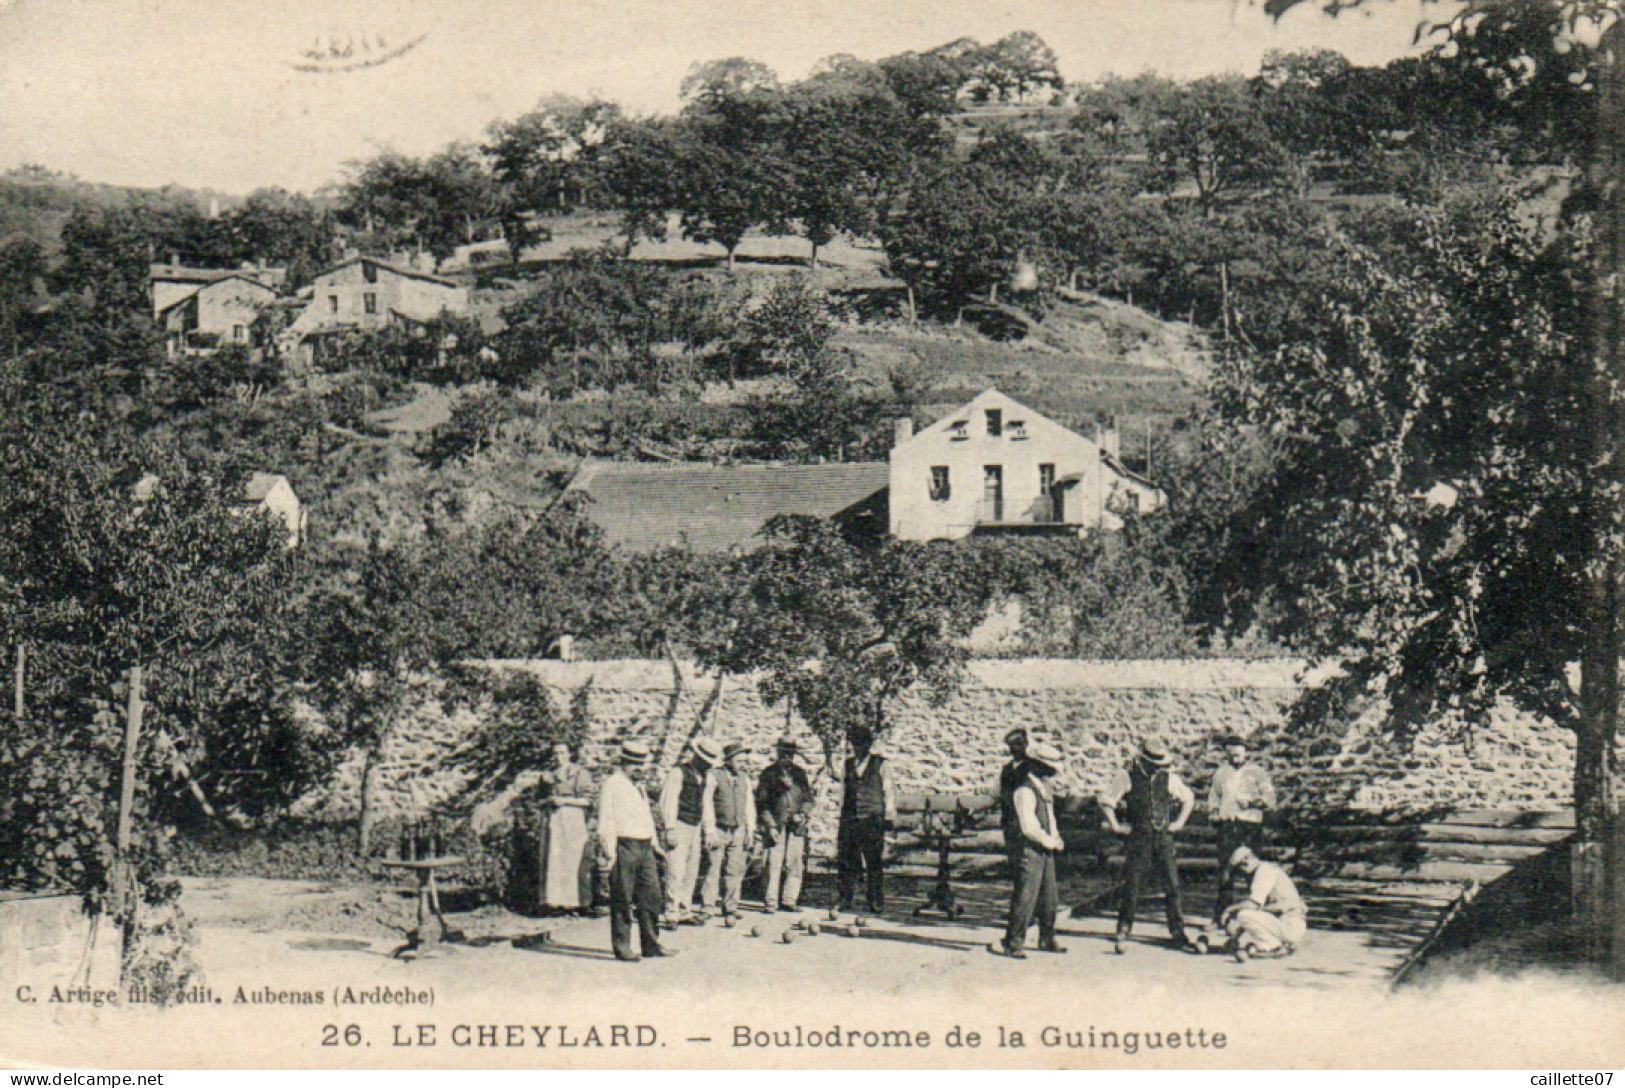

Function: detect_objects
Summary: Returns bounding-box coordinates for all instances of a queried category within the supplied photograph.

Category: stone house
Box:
[889,388,1163,541]
[148,262,287,357]
[280,256,469,368]
[157,274,279,356]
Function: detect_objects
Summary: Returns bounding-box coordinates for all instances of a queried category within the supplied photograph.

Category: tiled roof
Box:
[149,264,286,287]
[568,460,889,554]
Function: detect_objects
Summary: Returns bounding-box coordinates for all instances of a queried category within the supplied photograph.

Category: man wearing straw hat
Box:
[837,725,896,914]
[1099,736,1197,954]
[756,737,813,912]
[658,737,721,926]
[999,741,1067,959]
[700,741,757,923]
[596,740,678,962]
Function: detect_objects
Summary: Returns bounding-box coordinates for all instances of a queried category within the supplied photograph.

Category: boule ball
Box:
[805,922,820,937]
[723,916,736,929]
[846,924,860,938]
[854,917,867,928]
[827,909,840,921]
[780,930,796,944]
[749,925,762,938]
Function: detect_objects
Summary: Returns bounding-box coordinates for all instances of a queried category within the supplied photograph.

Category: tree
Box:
[338,146,498,262]
[484,96,621,257]
[217,188,337,286]
[1144,75,1296,211]
[696,518,996,765]
[0,417,297,991]
[1258,0,1623,940]
[0,236,44,354]
[294,540,438,852]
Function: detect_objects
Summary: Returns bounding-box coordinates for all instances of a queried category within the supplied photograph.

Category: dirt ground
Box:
[4,870,1623,1070]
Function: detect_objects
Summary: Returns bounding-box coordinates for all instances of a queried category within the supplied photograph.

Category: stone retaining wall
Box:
[296,659,1586,853]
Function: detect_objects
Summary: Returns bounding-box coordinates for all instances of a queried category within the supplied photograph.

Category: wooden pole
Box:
[114,664,145,980]
[13,642,23,721]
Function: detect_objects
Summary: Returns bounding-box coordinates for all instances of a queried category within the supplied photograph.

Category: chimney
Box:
[1095,419,1120,459]
[893,417,914,447]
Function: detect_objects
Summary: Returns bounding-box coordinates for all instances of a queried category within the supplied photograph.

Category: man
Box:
[1207,734,1277,927]
[756,737,813,912]
[997,728,1030,883]
[837,725,895,914]
[1000,741,1067,959]
[658,737,720,925]
[595,739,677,962]
[1099,736,1196,954]
[1221,846,1306,961]
[701,741,757,923]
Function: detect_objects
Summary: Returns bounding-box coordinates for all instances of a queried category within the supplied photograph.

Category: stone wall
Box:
[295,658,1585,853]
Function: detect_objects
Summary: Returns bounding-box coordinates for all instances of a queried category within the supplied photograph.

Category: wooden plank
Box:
[1308,824,1572,847]
[1432,809,1575,829]
[1310,860,1513,885]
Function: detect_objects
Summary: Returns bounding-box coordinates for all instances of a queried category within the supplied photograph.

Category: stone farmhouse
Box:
[148,262,287,357]
[568,389,1162,553]
[280,255,469,368]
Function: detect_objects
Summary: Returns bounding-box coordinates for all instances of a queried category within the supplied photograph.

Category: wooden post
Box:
[12,642,22,721]
[114,664,145,980]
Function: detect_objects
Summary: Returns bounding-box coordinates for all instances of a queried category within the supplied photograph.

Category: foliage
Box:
[0,410,301,910]
[1209,193,1590,737]
[695,517,998,762]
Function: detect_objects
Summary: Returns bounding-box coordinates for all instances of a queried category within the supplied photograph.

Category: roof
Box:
[133,472,293,504]
[567,460,889,554]
[1101,451,1159,491]
[311,255,461,289]
[155,274,278,317]
[242,472,289,502]
[149,264,286,287]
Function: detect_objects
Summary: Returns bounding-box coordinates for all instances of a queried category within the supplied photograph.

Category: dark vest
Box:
[677,763,706,826]
[1126,763,1175,835]
[844,755,886,819]
[999,759,1026,832]
[713,769,743,828]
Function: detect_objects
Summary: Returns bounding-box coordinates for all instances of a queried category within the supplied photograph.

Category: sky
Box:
[0,0,1444,195]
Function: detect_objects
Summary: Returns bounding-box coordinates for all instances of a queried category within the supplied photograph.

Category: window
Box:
[232,325,246,342]
[1039,463,1057,522]
[949,420,969,441]
[327,295,339,314]
[1009,419,1028,439]
[929,466,951,502]
[986,408,1002,436]
[364,292,378,315]
[363,262,378,284]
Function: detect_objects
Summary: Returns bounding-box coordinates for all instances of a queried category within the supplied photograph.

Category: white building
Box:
[888,388,1163,542]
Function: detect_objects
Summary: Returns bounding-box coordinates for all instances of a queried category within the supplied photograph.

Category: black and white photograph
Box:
[0,0,1623,1071]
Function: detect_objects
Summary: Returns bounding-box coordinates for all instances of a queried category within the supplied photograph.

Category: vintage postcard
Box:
[1,0,1624,1072]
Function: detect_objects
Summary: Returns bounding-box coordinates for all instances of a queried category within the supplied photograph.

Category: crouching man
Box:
[1222,846,1307,961]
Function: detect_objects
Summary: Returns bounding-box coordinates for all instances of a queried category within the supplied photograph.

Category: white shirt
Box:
[1013,778,1063,852]
[1100,767,1195,810]
[1209,762,1277,823]
[597,769,657,859]
[1246,861,1305,916]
